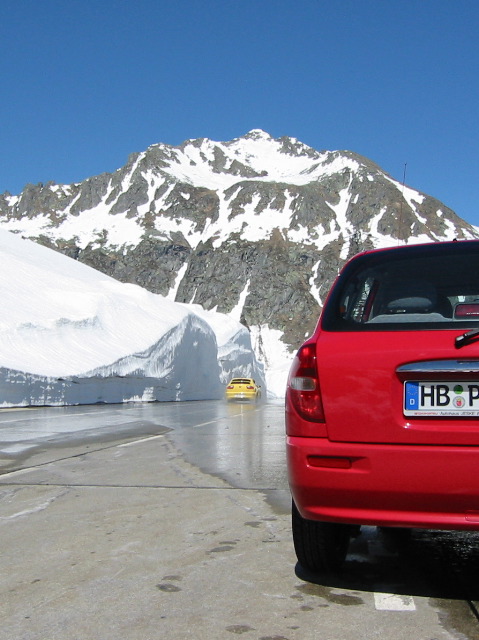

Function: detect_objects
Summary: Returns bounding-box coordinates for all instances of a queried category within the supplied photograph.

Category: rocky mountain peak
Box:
[0,131,477,371]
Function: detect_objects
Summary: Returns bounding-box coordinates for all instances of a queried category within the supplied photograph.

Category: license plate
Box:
[404,381,479,416]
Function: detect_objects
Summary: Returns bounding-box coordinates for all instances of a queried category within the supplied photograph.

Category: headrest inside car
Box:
[384,282,437,314]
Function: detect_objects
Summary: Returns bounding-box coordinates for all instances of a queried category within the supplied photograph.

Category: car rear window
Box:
[321,241,479,332]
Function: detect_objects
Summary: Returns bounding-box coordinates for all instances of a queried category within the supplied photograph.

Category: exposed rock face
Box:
[1,130,477,359]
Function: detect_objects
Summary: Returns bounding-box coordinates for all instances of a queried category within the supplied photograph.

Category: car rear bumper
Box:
[225,392,257,400]
[287,436,479,530]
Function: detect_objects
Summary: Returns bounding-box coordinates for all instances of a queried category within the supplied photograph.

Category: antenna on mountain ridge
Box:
[398,162,407,245]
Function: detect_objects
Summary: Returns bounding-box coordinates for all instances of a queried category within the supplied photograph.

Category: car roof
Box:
[346,239,479,261]
[337,240,479,279]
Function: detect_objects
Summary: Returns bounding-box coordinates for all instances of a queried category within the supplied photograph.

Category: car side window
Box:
[339,276,377,323]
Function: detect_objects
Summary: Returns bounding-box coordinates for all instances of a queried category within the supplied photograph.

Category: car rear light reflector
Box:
[307,456,352,469]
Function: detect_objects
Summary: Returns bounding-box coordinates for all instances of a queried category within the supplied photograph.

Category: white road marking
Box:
[374,593,416,611]
[0,411,93,424]
[193,407,262,428]
[0,467,35,479]
[118,434,165,447]
[193,419,224,428]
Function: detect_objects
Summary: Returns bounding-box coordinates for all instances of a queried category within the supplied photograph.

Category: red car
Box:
[286,240,479,572]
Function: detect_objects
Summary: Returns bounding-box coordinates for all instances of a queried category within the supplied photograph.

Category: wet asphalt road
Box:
[0,400,290,510]
[1,400,479,639]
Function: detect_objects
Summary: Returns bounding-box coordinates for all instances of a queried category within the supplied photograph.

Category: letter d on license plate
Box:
[404,381,479,416]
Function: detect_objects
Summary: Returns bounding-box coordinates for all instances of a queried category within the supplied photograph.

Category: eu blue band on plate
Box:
[405,382,419,410]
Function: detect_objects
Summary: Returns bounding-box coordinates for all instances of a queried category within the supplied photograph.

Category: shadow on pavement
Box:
[295,525,479,601]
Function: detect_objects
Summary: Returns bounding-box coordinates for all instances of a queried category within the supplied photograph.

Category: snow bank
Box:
[0,230,264,407]
[183,304,266,389]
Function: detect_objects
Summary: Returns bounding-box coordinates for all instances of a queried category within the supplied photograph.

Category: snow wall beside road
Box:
[0,229,265,407]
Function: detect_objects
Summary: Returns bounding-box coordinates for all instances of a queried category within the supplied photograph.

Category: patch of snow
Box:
[327,185,354,259]
[154,214,204,249]
[309,260,323,306]
[383,174,425,211]
[166,262,188,300]
[57,205,144,249]
[121,152,144,192]
[4,194,19,206]
[0,214,53,238]
[368,208,398,248]
[249,324,293,399]
[405,234,438,245]
[240,202,292,243]
[229,279,250,323]
[319,156,360,179]
[286,223,311,245]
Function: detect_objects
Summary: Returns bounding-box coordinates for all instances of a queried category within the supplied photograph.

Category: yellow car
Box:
[225,378,261,401]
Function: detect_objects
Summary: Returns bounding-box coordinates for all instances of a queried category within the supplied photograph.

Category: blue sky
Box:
[1,0,479,226]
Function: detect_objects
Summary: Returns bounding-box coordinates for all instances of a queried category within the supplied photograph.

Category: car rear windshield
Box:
[321,241,479,332]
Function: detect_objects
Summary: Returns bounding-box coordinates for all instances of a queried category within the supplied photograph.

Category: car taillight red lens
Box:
[287,343,325,422]
[246,386,254,389]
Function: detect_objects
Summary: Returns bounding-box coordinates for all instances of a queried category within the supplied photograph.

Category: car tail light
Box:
[246,385,254,389]
[287,343,325,422]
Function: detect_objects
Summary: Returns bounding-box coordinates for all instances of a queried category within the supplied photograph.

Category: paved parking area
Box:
[1,428,473,640]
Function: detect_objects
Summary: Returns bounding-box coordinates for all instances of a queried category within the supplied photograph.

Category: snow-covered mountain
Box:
[0,229,265,407]
[1,129,478,390]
